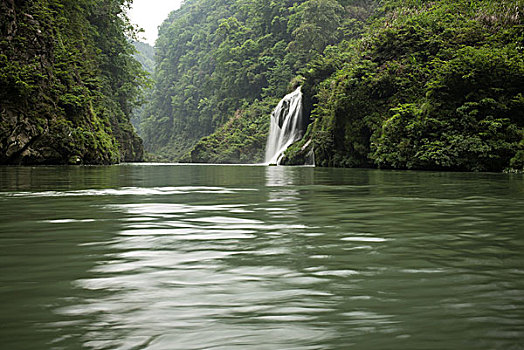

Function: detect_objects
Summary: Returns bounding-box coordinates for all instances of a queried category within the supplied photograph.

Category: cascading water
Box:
[265,86,307,165]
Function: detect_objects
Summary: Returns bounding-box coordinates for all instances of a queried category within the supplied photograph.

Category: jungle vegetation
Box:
[288,0,524,171]
[0,0,146,164]
[1,0,522,171]
[140,0,375,161]
[138,0,523,171]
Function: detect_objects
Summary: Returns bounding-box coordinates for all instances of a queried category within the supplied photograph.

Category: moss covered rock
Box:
[0,0,144,165]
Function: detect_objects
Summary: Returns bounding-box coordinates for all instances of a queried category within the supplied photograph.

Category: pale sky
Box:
[128,0,185,45]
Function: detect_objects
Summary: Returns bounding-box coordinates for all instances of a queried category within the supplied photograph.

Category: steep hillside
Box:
[179,98,278,163]
[0,0,145,165]
[283,0,523,171]
[132,41,155,74]
[130,40,154,136]
[140,0,522,171]
[141,0,374,160]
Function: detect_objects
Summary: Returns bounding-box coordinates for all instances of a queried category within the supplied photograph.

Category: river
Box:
[1,164,523,349]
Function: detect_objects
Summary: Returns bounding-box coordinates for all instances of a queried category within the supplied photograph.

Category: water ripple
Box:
[3,186,257,198]
[1,165,523,350]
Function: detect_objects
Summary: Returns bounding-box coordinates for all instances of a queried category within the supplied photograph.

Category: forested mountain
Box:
[142,0,523,171]
[141,0,375,160]
[2,0,520,170]
[130,41,154,136]
[0,0,145,165]
[132,41,155,74]
[285,0,524,171]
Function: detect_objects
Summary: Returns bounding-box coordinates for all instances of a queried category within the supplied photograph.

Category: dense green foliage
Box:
[179,98,277,163]
[130,40,154,136]
[0,0,145,164]
[141,0,375,160]
[284,0,524,171]
[140,0,522,171]
[132,41,155,74]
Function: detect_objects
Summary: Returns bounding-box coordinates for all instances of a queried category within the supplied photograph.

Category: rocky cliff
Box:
[0,0,144,165]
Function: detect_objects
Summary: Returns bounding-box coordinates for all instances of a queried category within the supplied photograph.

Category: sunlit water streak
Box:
[0,164,523,350]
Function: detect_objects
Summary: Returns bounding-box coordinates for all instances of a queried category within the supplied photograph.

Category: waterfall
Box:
[265,86,307,165]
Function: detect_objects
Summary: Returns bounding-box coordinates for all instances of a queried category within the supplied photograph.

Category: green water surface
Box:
[0,164,523,349]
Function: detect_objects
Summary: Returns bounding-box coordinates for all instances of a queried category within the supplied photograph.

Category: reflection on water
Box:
[0,164,523,350]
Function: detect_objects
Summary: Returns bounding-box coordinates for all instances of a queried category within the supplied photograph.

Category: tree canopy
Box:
[1,0,145,164]
[140,0,374,160]
[134,0,523,171]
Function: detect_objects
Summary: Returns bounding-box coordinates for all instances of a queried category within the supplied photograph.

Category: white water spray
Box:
[265,87,307,165]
